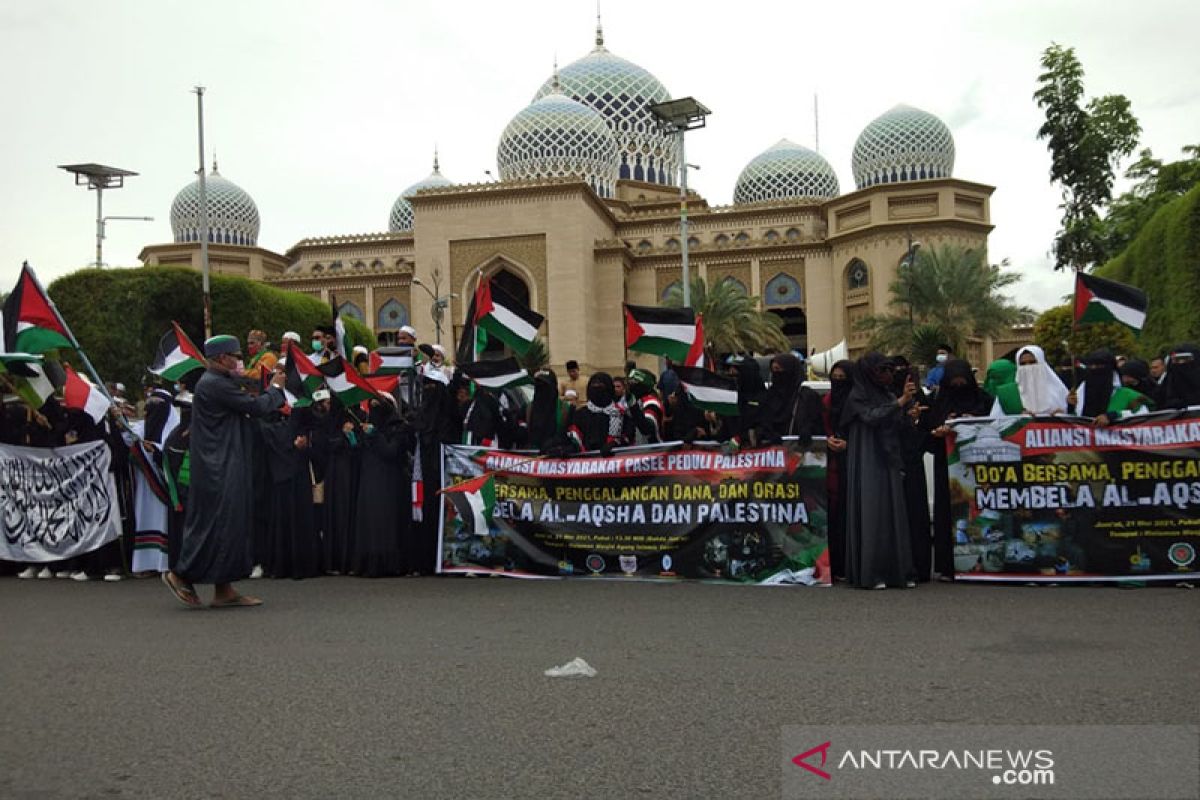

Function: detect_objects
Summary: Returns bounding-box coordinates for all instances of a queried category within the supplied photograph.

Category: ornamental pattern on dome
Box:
[496,91,620,198]
[533,29,678,186]
[389,154,453,232]
[733,139,840,204]
[852,104,955,190]
[170,163,260,246]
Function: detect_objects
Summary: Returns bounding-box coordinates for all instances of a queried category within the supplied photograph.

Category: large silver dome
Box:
[851,104,955,190]
[170,161,260,246]
[389,153,453,232]
[733,139,840,204]
[533,23,678,186]
[497,83,620,198]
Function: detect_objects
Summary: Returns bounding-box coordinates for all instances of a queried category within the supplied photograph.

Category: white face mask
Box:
[233,359,245,373]
[936,354,948,364]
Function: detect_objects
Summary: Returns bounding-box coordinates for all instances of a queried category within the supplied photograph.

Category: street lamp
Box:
[903,231,922,326]
[412,268,457,346]
[649,97,711,309]
[58,163,152,267]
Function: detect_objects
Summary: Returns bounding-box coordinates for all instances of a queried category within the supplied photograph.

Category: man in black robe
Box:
[163,335,285,608]
[841,353,918,589]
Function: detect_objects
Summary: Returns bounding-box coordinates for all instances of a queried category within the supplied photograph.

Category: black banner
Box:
[439,440,830,584]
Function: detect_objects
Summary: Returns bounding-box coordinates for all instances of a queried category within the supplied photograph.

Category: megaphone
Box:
[808,340,848,378]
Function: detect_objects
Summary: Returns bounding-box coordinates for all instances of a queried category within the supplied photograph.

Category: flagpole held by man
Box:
[163,334,286,608]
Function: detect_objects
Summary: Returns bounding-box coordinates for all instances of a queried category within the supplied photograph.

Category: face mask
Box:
[936,354,948,364]
[311,339,323,353]
[233,359,245,373]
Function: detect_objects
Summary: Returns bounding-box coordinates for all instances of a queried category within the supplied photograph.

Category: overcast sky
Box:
[2,0,1197,312]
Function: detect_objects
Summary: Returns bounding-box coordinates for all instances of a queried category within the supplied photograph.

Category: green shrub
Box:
[47,266,374,397]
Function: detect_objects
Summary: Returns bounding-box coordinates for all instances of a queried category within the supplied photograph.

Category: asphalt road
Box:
[1,576,1197,799]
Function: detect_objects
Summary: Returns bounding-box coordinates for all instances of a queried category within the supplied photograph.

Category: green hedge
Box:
[47,266,374,397]
[1097,183,1200,355]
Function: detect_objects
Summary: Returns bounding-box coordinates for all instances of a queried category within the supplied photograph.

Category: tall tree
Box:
[662,277,790,357]
[1034,43,1141,271]
[856,245,1033,363]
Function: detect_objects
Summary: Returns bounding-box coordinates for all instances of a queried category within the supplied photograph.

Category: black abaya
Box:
[260,412,322,579]
[840,353,916,589]
[311,407,360,574]
[177,369,284,585]
[350,406,411,578]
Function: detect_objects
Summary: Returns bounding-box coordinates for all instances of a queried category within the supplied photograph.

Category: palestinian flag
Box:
[364,373,400,398]
[3,263,75,354]
[459,357,531,390]
[330,294,348,359]
[283,340,325,406]
[10,361,56,410]
[369,346,414,375]
[685,314,706,367]
[318,356,378,406]
[455,287,489,366]
[443,474,496,536]
[624,304,697,363]
[474,278,544,355]
[150,322,206,381]
[1074,272,1148,333]
[675,365,739,416]
[63,364,110,424]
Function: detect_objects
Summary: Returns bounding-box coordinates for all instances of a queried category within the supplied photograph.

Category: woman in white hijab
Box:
[1015,345,1070,416]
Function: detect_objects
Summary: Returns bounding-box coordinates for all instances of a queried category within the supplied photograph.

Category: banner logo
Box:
[792,741,833,780]
[585,554,605,574]
[619,555,637,575]
[1168,542,1196,568]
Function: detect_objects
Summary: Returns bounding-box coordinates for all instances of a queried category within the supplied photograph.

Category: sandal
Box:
[210,594,263,609]
[162,572,201,608]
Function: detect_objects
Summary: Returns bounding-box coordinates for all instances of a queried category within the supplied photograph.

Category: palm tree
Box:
[515,335,549,373]
[663,276,791,357]
[857,245,1034,363]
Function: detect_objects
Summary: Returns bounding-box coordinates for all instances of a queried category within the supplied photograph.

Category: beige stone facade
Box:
[139,174,1030,373]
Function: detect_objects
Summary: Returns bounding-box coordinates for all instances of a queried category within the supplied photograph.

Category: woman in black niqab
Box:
[1076,349,1119,417]
[839,352,917,589]
[1163,344,1200,410]
[758,353,823,444]
[350,396,410,577]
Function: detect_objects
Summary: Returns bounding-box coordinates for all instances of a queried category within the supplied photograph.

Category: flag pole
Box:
[22,263,114,404]
[1069,268,1081,391]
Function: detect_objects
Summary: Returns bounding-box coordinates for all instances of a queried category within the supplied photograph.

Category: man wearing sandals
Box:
[163,335,286,609]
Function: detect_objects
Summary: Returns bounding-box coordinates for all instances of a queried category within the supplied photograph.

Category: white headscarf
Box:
[1015,345,1069,415]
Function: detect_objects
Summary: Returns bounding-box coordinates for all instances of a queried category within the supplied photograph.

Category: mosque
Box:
[138,20,1028,373]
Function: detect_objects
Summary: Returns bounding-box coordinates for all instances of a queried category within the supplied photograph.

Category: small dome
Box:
[389,153,453,232]
[496,85,620,198]
[170,160,260,246]
[532,23,678,186]
[733,139,840,204]
[852,104,955,190]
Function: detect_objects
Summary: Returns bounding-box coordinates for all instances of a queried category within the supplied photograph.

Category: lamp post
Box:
[903,230,921,326]
[649,97,711,309]
[412,268,457,346]
[192,85,212,339]
[57,163,150,267]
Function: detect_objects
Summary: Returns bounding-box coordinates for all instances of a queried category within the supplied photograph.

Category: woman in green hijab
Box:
[983,359,1024,416]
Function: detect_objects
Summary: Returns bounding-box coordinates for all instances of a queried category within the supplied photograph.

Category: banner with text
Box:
[948,410,1200,582]
[439,439,829,584]
[0,441,123,562]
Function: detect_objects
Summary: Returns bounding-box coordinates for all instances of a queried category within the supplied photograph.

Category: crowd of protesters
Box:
[4,321,1199,591]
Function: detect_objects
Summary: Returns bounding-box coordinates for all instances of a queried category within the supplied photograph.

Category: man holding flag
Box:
[164,334,286,609]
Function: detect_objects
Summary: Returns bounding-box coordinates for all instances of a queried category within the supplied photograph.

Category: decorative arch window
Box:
[687,236,700,248]
[665,238,680,251]
[765,230,780,243]
[764,273,803,307]
[661,280,681,302]
[734,232,750,243]
[329,261,343,272]
[718,276,748,294]
[637,239,653,253]
[377,298,408,330]
[311,263,324,273]
[714,233,730,246]
[352,261,366,270]
[338,301,364,322]
[785,227,802,241]
[846,259,870,290]
[370,259,383,269]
